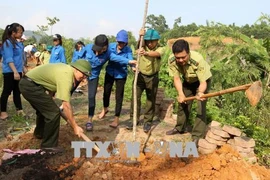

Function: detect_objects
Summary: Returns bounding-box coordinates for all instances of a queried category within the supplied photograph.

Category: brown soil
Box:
[0,82,270,180]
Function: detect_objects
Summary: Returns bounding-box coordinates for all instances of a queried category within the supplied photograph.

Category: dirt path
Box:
[0,87,270,179]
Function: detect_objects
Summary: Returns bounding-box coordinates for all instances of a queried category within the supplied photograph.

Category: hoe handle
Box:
[184,83,252,101]
[80,133,100,152]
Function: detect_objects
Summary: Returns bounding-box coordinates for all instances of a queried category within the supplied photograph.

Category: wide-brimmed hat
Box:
[70,59,91,77]
[34,51,41,57]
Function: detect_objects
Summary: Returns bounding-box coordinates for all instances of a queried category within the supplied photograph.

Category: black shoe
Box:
[166,128,186,135]
[126,120,141,130]
[143,123,151,133]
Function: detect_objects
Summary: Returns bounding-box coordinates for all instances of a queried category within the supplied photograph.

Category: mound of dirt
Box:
[68,144,270,180]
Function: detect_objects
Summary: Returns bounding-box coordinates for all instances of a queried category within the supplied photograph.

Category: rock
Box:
[198,139,217,150]
[222,125,242,136]
[209,121,221,127]
[227,139,235,145]
[205,136,226,146]
[247,156,257,164]
[210,126,230,138]
[206,130,228,141]
[234,136,255,148]
[198,147,215,154]
[172,114,177,120]
[233,145,254,153]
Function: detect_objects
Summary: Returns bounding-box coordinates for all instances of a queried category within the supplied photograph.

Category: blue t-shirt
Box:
[106,42,133,78]
[84,44,131,80]
[49,45,66,63]
[71,46,86,63]
[1,39,24,73]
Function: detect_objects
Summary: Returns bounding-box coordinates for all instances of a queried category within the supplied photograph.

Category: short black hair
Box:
[172,39,190,54]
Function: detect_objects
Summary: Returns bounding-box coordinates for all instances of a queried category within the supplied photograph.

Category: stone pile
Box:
[198,121,257,163]
[159,98,174,120]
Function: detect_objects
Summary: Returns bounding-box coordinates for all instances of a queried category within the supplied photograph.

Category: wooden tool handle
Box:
[80,133,100,152]
[184,83,252,101]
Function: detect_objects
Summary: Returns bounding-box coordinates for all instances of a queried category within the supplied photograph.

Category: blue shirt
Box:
[49,45,66,63]
[84,44,131,80]
[106,43,133,78]
[1,39,24,73]
[71,46,86,62]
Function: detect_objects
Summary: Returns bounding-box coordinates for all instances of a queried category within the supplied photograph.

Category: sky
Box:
[0,0,269,40]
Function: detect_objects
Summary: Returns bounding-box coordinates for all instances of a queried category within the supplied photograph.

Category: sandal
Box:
[86,122,93,131]
[109,124,119,128]
[0,116,9,121]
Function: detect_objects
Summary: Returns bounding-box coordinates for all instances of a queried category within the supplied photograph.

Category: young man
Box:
[127,29,165,133]
[166,39,212,144]
[19,59,91,149]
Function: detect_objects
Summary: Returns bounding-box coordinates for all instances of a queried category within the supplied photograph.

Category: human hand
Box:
[177,94,186,103]
[14,72,20,80]
[139,28,145,36]
[196,92,206,101]
[131,67,136,72]
[74,124,84,138]
[128,60,137,65]
[137,48,145,55]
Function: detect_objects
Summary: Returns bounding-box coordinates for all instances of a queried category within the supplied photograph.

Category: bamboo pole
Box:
[133,0,149,142]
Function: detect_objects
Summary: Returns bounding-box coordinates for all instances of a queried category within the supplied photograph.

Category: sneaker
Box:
[86,122,93,131]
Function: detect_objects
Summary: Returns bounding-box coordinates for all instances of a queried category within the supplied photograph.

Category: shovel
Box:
[184,81,263,106]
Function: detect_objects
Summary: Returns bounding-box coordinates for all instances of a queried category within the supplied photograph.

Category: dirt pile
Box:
[69,145,270,180]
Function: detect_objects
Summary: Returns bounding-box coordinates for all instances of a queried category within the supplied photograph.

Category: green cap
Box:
[70,59,91,77]
[144,29,160,40]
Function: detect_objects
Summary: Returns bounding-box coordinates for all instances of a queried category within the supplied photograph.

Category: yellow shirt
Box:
[168,51,212,83]
[139,45,165,75]
[26,63,74,102]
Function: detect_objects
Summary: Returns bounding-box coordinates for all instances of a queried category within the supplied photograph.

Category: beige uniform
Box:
[168,51,212,83]
[139,46,165,75]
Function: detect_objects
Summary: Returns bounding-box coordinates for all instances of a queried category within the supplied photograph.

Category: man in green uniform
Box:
[127,29,165,133]
[166,39,212,143]
[19,59,91,149]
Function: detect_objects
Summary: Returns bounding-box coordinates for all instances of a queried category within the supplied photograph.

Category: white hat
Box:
[34,51,41,58]
[21,34,27,40]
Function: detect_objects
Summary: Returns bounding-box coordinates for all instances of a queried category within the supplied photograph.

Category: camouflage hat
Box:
[70,59,91,77]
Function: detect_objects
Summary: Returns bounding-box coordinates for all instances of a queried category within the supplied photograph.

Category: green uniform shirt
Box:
[168,51,212,83]
[26,63,74,102]
[139,45,165,75]
[40,51,51,64]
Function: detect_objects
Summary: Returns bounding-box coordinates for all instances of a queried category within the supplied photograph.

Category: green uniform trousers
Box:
[175,79,211,140]
[19,77,61,148]
[130,72,159,125]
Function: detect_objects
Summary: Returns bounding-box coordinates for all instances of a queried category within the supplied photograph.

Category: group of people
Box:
[0,22,212,150]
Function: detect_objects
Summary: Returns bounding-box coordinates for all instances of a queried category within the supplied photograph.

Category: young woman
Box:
[49,34,66,63]
[0,23,26,120]
[99,30,133,128]
[71,41,86,63]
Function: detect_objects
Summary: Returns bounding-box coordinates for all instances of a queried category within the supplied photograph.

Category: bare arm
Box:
[60,101,83,137]
[8,62,20,80]
[174,76,186,103]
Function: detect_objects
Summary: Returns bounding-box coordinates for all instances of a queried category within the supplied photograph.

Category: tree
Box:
[173,17,182,29]
[146,14,169,34]
[47,17,60,35]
